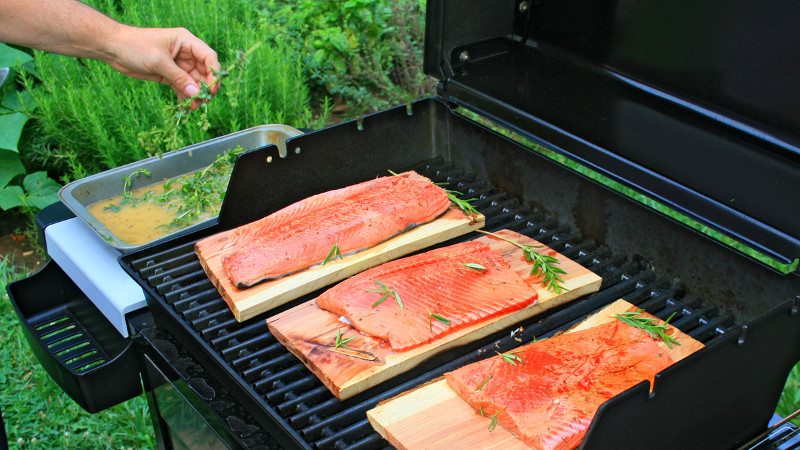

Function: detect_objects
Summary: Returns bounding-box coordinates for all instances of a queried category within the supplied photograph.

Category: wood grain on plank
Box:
[196,205,484,321]
[267,229,603,400]
[366,299,704,449]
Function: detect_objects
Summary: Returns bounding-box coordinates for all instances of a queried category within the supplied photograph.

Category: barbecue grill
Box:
[7,1,800,448]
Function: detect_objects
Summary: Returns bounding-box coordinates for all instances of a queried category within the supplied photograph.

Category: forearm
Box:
[0,0,121,62]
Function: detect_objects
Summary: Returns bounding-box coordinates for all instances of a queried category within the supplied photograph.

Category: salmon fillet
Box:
[443,320,674,450]
[315,241,539,351]
[220,172,451,288]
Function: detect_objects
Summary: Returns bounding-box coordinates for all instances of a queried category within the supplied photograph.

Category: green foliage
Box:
[19,0,324,184]
[0,44,62,216]
[269,0,434,115]
[777,361,800,426]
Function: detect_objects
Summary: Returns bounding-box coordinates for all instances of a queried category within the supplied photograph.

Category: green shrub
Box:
[268,0,434,116]
[20,0,325,183]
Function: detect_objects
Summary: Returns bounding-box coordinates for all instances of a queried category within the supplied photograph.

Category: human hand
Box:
[103,25,220,110]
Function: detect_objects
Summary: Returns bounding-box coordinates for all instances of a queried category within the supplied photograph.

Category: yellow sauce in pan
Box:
[86,181,220,246]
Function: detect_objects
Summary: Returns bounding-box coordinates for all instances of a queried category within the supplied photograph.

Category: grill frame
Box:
[120,99,799,448]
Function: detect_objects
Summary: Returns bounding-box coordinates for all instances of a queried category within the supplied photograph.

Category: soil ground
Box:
[0,211,46,273]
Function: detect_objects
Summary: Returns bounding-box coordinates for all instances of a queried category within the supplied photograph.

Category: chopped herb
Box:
[496,350,525,365]
[488,407,507,432]
[428,311,452,331]
[463,262,487,273]
[322,243,343,265]
[613,310,682,349]
[334,328,358,349]
[476,374,494,392]
[367,279,403,309]
[477,230,568,293]
[480,406,485,416]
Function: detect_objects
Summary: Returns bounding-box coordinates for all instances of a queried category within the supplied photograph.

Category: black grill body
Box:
[121,97,800,449]
[9,1,800,448]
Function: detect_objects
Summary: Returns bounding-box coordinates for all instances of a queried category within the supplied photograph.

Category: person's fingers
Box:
[104,25,220,106]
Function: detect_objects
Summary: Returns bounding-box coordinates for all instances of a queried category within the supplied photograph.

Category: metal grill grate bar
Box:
[126,158,738,449]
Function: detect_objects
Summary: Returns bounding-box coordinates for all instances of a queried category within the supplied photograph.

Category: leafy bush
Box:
[269,0,435,116]
[0,44,61,216]
[19,0,326,184]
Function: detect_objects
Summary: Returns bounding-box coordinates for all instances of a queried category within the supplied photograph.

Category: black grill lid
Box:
[424,0,800,272]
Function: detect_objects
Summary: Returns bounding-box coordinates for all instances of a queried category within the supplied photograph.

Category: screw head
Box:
[519,1,529,12]
[459,51,471,63]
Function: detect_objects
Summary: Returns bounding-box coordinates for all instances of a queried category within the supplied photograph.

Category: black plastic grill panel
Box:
[128,159,736,449]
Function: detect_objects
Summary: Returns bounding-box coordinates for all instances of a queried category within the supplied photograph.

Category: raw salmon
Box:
[444,320,674,450]
[220,172,451,288]
[315,241,539,351]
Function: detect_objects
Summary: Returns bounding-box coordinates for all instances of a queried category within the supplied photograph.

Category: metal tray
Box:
[58,124,302,254]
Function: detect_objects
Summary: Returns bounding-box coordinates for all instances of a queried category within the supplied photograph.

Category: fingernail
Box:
[184,84,199,97]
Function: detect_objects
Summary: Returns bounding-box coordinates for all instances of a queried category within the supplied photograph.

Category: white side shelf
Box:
[45,217,145,338]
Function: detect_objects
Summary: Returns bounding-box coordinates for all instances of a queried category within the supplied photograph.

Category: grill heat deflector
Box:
[45,217,146,337]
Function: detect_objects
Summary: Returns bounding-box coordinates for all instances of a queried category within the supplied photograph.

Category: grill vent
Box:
[33,314,108,374]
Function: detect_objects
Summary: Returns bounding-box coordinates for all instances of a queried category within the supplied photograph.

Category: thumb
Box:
[159,61,200,98]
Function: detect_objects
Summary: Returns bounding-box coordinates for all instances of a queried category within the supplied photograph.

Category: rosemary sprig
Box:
[175,42,263,124]
[476,374,493,392]
[488,407,507,432]
[367,279,403,309]
[477,230,568,293]
[463,263,487,273]
[444,189,480,217]
[428,311,452,331]
[333,328,358,349]
[322,243,343,265]
[613,310,681,349]
[388,172,480,217]
[496,350,525,365]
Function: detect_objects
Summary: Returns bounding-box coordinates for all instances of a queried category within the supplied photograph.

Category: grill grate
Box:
[127,158,736,449]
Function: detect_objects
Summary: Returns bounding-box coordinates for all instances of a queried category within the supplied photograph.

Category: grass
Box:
[0,255,155,448]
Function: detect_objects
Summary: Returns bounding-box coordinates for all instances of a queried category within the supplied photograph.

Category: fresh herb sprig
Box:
[463,263,487,273]
[613,310,681,349]
[174,42,264,130]
[386,171,480,217]
[477,230,568,293]
[488,407,507,432]
[496,350,524,365]
[333,328,358,349]
[428,311,451,331]
[322,243,343,265]
[476,374,493,392]
[368,279,403,309]
[444,189,480,217]
[122,169,151,198]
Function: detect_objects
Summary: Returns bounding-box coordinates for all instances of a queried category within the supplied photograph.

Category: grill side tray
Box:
[6,261,142,413]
